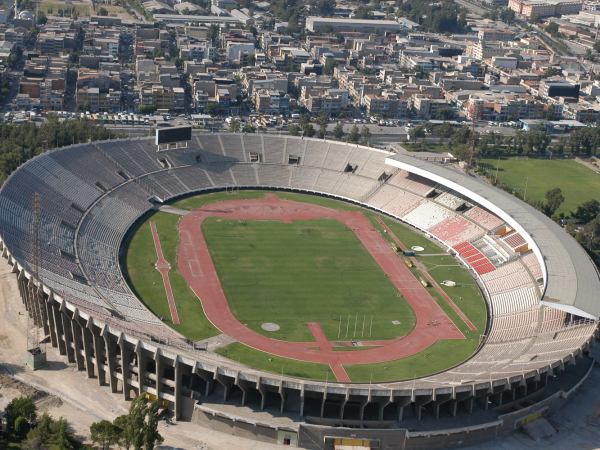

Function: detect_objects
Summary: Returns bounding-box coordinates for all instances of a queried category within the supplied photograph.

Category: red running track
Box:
[177,194,464,381]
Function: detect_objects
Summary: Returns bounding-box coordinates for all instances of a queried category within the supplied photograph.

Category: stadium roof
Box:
[386,152,600,320]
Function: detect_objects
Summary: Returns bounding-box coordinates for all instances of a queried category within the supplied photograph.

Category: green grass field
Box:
[124,190,488,382]
[479,158,600,215]
[202,217,416,341]
[216,343,335,381]
[124,212,219,341]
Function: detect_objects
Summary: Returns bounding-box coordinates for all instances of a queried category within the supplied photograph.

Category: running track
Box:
[176,195,464,381]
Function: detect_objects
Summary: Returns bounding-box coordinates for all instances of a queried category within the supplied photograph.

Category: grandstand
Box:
[0,133,597,450]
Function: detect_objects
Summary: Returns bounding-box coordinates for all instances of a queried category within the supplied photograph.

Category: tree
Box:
[98,6,108,15]
[138,104,157,114]
[208,24,219,43]
[543,187,565,217]
[360,125,371,144]
[128,396,147,450]
[354,6,373,19]
[113,415,133,450]
[143,400,163,450]
[545,22,559,36]
[288,123,301,136]
[348,124,360,143]
[499,7,515,24]
[303,123,316,137]
[312,0,335,16]
[23,413,53,447]
[91,420,121,450]
[333,122,344,139]
[571,199,600,224]
[242,124,256,133]
[5,397,36,434]
[228,119,241,133]
[50,417,75,450]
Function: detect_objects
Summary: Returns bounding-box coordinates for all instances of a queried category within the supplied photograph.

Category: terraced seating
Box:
[435,192,465,210]
[488,308,539,342]
[453,241,496,275]
[257,164,290,187]
[464,206,504,231]
[490,286,539,314]
[219,134,245,161]
[302,141,329,168]
[289,166,321,191]
[387,171,436,196]
[367,185,423,217]
[481,259,536,294]
[170,166,215,192]
[500,230,528,252]
[231,164,258,186]
[1,134,593,389]
[429,216,484,246]
[521,251,544,282]
[403,201,455,231]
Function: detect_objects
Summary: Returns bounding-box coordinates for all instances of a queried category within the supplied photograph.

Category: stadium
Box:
[0,132,598,449]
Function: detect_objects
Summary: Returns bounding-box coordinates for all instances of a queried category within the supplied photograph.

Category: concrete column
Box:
[35,287,50,337]
[81,324,94,378]
[256,378,266,410]
[320,389,327,418]
[136,342,146,394]
[17,272,28,310]
[299,384,305,417]
[90,322,106,386]
[103,329,118,393]
[278,381,286,414]
[155,350,163,399]
[70,311,85,371]
[451,399,458,417]
[174,358,182,420]
[340,391,349,419]
[59,304,75,363]
[119,334,131,400]
[45,296,58,348]
[51,301,66,355]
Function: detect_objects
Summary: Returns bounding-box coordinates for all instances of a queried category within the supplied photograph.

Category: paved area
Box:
[177,194,463,380]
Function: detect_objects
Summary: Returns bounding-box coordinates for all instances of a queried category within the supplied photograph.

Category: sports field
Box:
[124,190,487,382]
[202,217,415,342]
[479,157,600,215]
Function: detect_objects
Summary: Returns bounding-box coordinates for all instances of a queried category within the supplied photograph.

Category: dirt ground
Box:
[0,258,287,450]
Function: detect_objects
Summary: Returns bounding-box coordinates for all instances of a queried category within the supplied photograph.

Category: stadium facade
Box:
[0,133,598,449]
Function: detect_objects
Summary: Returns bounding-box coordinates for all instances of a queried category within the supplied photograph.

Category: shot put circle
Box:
[261,322,281,332]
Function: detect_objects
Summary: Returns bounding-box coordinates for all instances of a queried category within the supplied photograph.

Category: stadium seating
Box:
[0,133,593,386]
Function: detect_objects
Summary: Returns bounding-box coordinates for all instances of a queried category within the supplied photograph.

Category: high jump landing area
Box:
[154,194,466,382]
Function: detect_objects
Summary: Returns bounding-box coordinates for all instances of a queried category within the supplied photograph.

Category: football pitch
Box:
[479,157,600,215]
[124,190,487,382]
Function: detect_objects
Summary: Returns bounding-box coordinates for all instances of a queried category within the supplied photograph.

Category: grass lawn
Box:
[419,254,487,332]
[216,343,334,381]
[345,338,480,382]
[202,217,416,342]
[40,0,92,15]
[382,217,446,253]
[479,158,600,215]
[124,211,219,341]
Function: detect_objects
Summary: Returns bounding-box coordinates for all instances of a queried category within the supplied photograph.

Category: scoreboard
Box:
[155,126,192,145]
